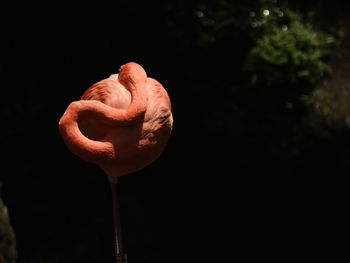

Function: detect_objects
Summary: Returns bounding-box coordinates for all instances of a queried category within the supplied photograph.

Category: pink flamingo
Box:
[58,62,173,262]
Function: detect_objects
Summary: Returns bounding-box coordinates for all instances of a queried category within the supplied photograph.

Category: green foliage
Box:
[170,0,346,158]
[245,11,334,87]
[193,1,335,89]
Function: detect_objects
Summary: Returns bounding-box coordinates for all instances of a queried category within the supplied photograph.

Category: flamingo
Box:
[58,62,173,263]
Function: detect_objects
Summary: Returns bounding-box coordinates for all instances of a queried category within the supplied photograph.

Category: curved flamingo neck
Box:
[117,62,148,123]
[58,63,149,171]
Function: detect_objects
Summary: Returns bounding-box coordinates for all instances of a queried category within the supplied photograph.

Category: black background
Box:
[1,2,350,263]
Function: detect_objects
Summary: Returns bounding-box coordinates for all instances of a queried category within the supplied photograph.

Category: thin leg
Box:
[111,182,127,263]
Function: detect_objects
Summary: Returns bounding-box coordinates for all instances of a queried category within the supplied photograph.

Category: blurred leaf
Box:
[245,14,334,87]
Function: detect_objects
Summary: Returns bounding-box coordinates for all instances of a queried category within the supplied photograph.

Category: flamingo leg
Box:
[110,182,128,263]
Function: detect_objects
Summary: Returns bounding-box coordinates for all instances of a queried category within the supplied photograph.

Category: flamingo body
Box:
[59,62,173,183]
